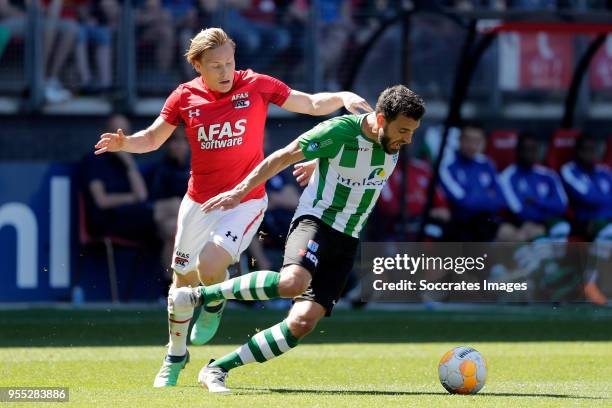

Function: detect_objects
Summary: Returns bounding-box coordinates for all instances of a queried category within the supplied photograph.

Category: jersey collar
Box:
[358,113,382,147]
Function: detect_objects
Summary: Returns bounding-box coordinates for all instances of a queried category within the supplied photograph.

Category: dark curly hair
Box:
[375,85,425,122]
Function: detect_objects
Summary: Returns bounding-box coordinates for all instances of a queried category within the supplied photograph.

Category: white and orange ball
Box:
[438,346,487,394]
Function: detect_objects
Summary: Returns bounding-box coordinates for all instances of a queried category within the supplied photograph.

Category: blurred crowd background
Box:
[1,0,612,305]
[1,0,611,106]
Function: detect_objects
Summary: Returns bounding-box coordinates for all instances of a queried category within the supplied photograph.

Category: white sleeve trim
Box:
[498,165,522,214]
[439,153,465,200]
[561,162,589,195]
[550,171,569,206]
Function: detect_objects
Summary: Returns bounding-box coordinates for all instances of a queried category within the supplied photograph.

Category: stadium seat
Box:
[545,128,581,171]
[485,129,518,171]
[602,133,612,167]
[77,194,142,303]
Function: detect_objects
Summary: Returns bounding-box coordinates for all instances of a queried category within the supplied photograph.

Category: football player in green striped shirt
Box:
[171,85,425,393]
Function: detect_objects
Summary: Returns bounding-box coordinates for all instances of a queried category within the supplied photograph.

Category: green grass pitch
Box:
[1,305,611,407]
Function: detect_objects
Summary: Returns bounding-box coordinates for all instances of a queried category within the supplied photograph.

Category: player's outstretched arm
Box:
[201,139,306,213]
[281,90,373,116]
[94,116,176,155]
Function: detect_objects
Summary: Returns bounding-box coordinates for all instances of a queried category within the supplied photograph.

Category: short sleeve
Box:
[298,116,358,160]
[160,86,182,126]
[256,73,291,106]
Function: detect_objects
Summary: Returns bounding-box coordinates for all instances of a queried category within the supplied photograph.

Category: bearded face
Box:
[374,114,420,155]
[378,125,400,155]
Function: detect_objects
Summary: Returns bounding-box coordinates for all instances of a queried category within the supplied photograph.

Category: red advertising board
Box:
[590,34,612,90]
[519,32,574,90]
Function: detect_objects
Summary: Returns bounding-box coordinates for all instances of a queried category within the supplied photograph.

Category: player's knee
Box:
[279,268,311,298]
[286,314,318,338]
[168,287,196,313]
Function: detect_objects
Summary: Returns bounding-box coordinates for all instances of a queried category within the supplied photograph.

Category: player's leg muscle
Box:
[278,264,312,298]
[197,242,232,285]
[172,270,200,289]
[286,299,326,339]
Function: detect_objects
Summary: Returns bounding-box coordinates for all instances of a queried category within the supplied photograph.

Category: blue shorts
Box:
[79,24,112,45]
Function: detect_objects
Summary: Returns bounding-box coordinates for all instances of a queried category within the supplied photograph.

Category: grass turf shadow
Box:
[233,387,608,400]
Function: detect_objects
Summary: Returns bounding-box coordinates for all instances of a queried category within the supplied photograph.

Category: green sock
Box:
[199,270,280,304]
[0,27,10,60]
[211,320,299,371]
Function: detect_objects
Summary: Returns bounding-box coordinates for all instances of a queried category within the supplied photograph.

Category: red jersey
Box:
[160,70,291,203]
[42,0,87,19]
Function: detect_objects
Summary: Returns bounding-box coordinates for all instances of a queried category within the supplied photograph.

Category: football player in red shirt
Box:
[94,27,372,387]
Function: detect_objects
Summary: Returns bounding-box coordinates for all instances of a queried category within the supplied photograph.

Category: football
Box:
[438,346,487,394]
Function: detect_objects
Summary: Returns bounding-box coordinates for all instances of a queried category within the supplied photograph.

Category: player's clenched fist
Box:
[95,128,127,155]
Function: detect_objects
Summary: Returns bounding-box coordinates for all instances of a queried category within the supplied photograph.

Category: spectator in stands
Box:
[149,126,190,278]
[495,132,573,301]
[75,0,117,93]
[561,135,612,227]
[223,0,291,73]
[135,0,175,79]
[439,124,506,241]
[135,1,212,83]
[0,0,78,103]
[163,0,200,80]
[498,131,570,242]
[560,134,612,304]
[81,114,180,274]
[41,0,83,101]
[275,0,308,82]
[374,156,450,241]
[316,0,354,90]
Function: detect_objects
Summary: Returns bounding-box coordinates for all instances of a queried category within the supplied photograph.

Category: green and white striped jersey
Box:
[294,114,399,238]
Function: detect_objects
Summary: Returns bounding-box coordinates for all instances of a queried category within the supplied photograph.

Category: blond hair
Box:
[185,28,236,66]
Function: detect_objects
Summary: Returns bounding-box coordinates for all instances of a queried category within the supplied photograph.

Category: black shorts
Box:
[282,215,359,316]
